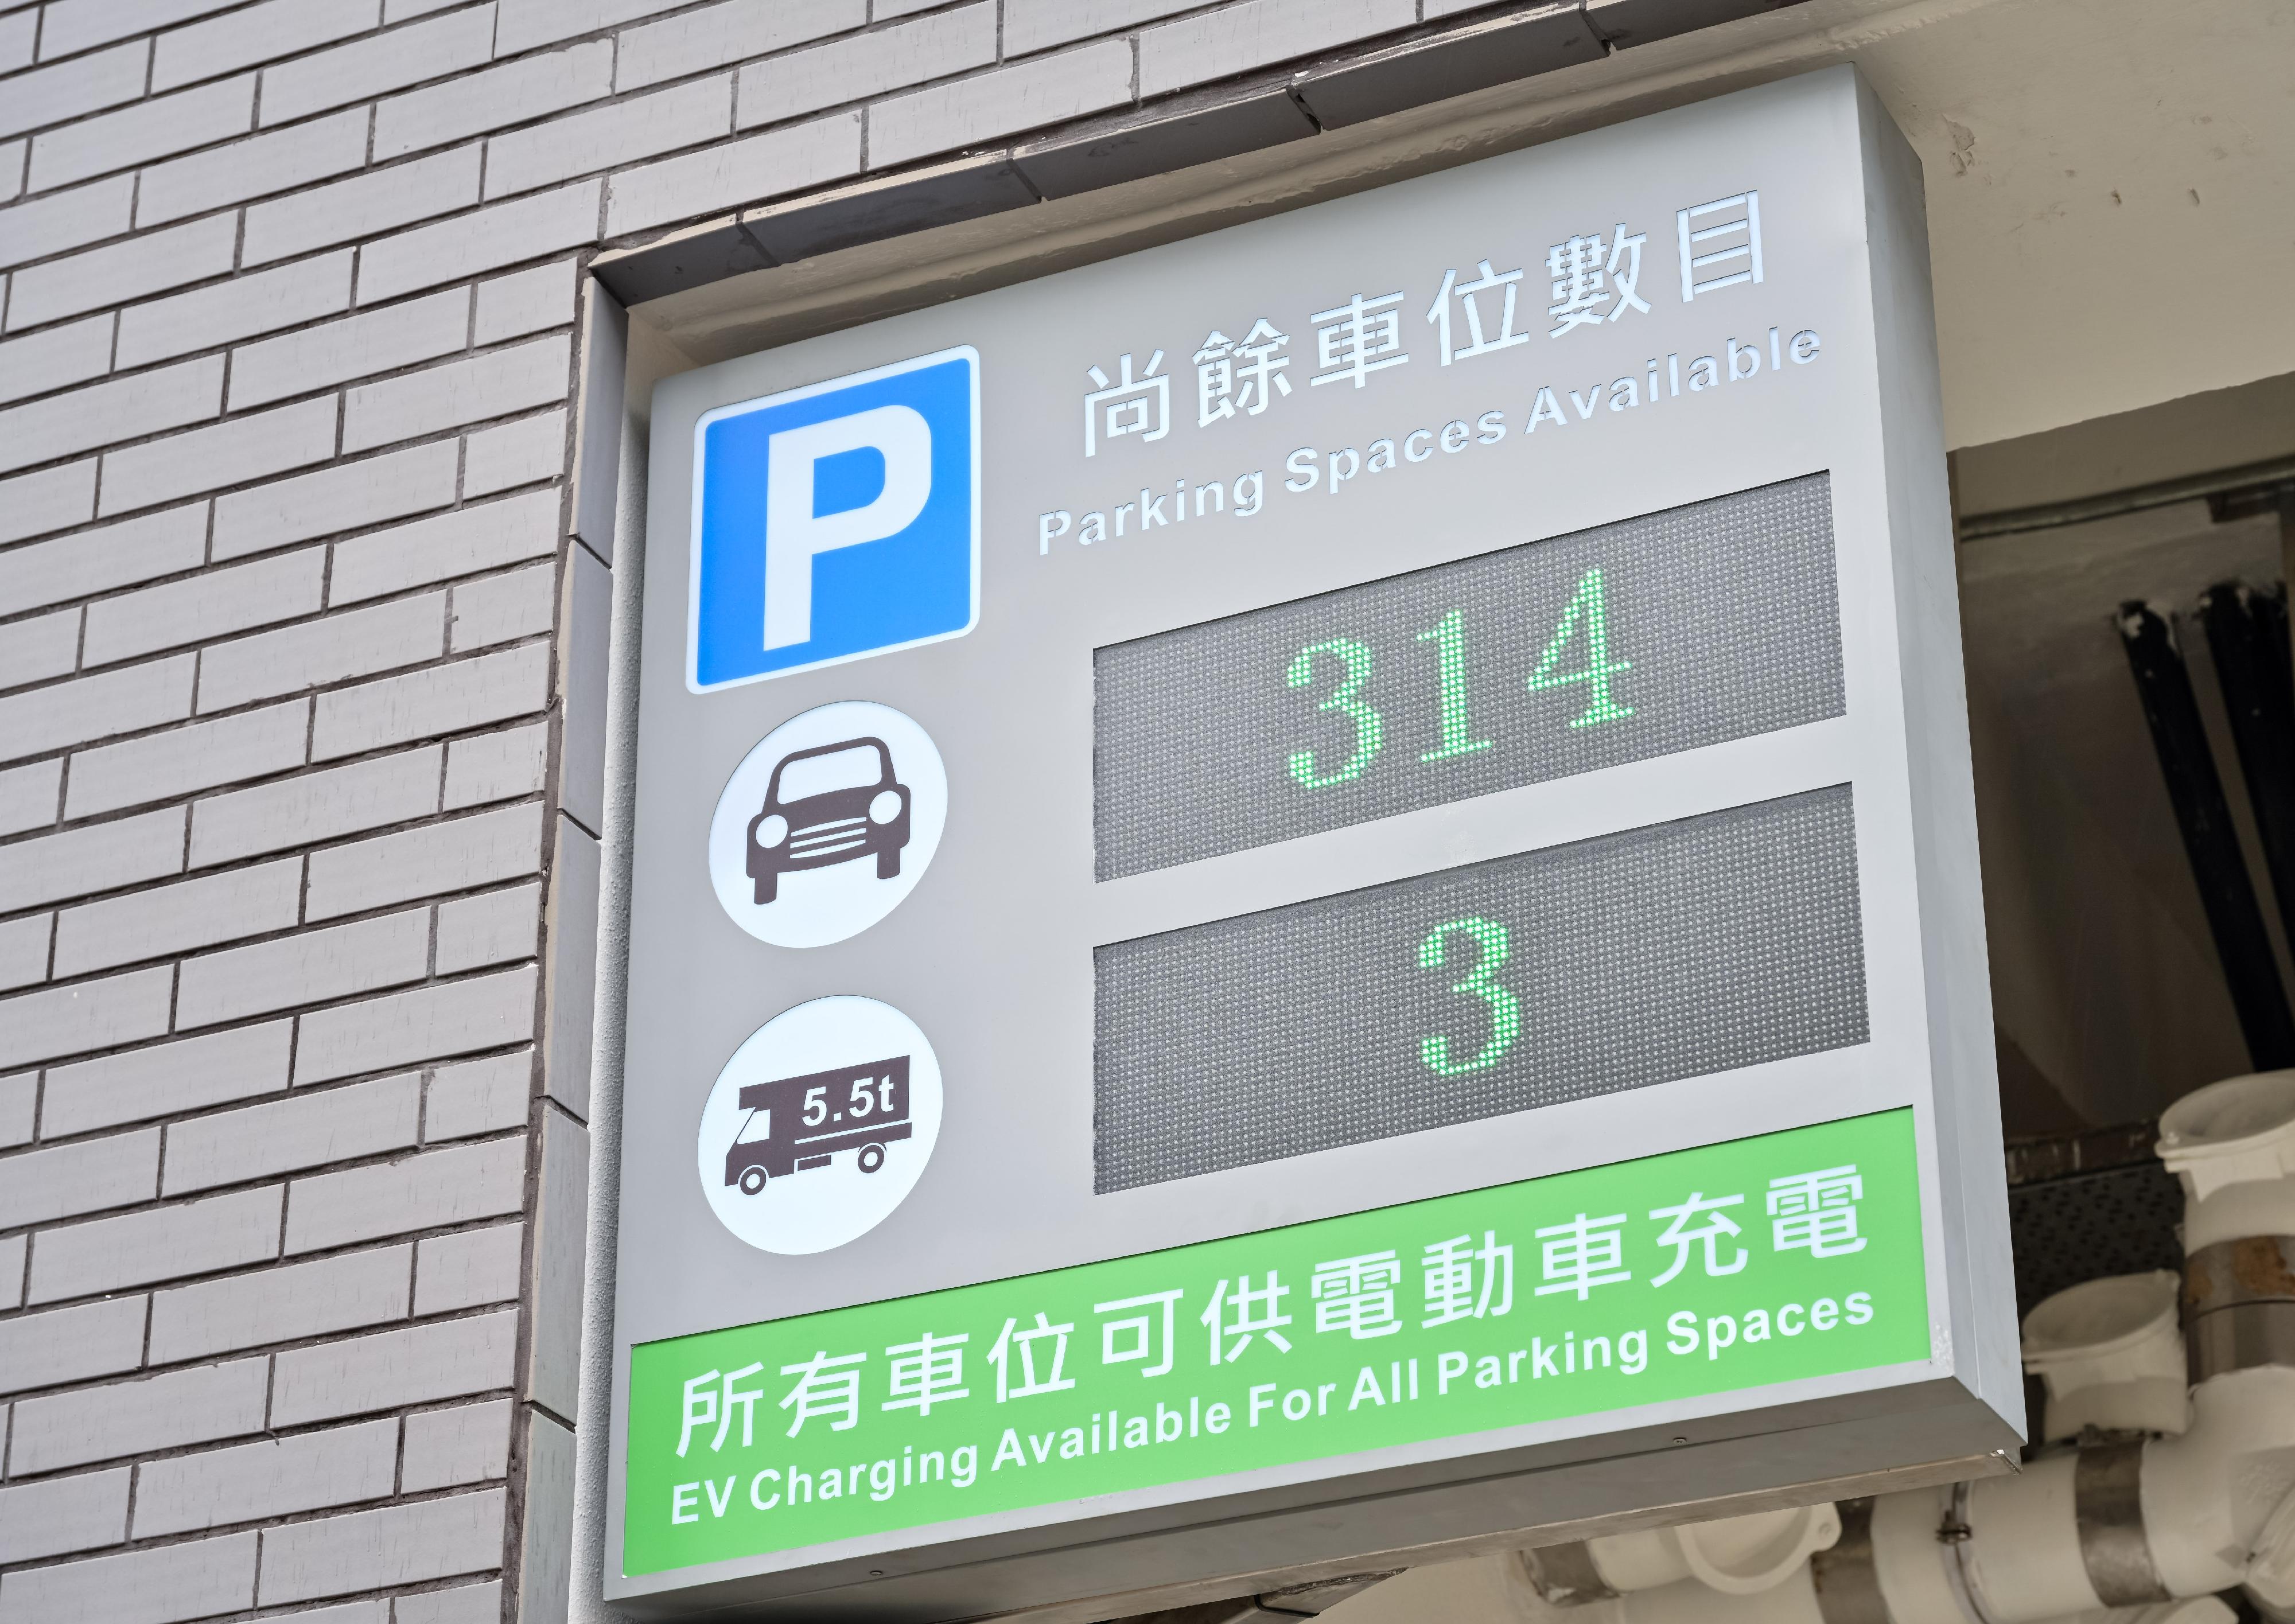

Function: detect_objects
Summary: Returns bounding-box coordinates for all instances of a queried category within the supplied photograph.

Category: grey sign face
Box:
[613,66,2014,1613]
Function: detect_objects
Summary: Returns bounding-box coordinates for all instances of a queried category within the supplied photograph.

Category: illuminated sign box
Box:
[613,66,2017,1619]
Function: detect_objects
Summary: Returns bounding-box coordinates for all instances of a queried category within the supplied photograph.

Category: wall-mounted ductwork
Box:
[1512,1503,1845,1615]
[2160,1070,2295,1380]
[2020,1273,2186,1441]
[1499,1071,2295,1624]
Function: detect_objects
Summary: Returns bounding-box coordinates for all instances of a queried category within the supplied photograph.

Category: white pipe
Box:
[1858,1294,2294,1621]
[2021,1272,2188,1442]
[1528,1407,2281,1624]
[1963,1454,2108,1621]
[1846,1068,2295,1623]
[2246,1473,2295,1619]
[1513,1070,2295,1624]
[2071,1605,2236,1624]
[2138,1365,2295,1595]
[1869,1486,1966,1624]
[1582,1504,1842,1595]
[2156,1070,2295,1251]
[1547,1553,2232,1624]
[1575,1559,1827,1624]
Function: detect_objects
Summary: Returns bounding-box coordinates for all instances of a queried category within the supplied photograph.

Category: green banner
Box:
[625,1109,1925,1575]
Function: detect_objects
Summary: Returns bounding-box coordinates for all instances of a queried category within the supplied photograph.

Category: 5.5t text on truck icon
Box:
[724,1056,913,1193]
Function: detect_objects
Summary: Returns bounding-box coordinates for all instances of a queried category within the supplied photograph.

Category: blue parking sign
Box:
[688,346,979,691]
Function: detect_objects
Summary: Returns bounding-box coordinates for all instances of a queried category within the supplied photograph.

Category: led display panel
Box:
[1096,786,1868,1190]
[1094,475,1843,879]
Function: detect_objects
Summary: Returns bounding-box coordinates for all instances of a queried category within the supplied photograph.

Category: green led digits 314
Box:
[1286,567,1633,791]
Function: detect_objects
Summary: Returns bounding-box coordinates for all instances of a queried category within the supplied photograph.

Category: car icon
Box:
[746,735,911,905]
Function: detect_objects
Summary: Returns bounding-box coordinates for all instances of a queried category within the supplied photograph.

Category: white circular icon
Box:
[697,996,944,1255]
[708,700,947,948]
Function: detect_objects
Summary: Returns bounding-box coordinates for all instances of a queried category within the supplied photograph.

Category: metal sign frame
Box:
[608,65,2017,1617]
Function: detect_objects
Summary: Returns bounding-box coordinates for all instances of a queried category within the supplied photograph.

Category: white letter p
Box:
[763,404,932,651]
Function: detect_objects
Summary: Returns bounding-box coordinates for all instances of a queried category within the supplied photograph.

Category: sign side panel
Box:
[1856,73,2018,1425]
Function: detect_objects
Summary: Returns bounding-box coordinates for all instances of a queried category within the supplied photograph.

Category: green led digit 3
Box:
[1417,915,1523,1076]
[1285,638,1383,789]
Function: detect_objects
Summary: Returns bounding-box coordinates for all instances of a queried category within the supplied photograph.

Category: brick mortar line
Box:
[10,1030,543,1155]
[0,321,578,494]
[5,0,598,149]
[6,26,741,220]
[2,569,561,716]
[0,734,549,913]
[0,631,556,797]
[0,170,578,340]
[3,0,272,77]
[1,1299,530,1415]
[5,899,545,1072]
[0,737,544,893]
[5,990,543,1136]
[0,789,526,909]
[0,1123,532,1247]
[26,1139,544,1239]
[0,848,539,991]
[10,1009,537,1160]
[0,1422,518,1501]
[1,1311,531,1414]
[0,440,564,596]
[0,605,559,759]
[0,947,547,1082]
[391,1243,421,1503]
[0,0,1476,290]
[0,803,540,940]
[2,0,976,92]
[0,455,567,594]
[0,126,484,281]
[0,1479,514,1575]
[111,1479,523,1565]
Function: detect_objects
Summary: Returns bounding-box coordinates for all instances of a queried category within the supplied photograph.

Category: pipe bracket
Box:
[2072,1440,2172,1606]
[2185,1236,2295,1311]
[1516,1541,1617,1606]
[2189,1300,2295,1380]
[2186,1237,2295,1378]
[1808,1498,1891,1624]
[1938,1482,1997,1624]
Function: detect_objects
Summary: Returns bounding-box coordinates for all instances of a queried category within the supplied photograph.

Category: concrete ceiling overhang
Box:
[627,0,2294,455]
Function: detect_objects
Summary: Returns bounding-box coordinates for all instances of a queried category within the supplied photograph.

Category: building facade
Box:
[2,1,2290,1622]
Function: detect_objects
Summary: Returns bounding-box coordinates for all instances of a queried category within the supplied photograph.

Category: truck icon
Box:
[745,737,912,905]
[725,1055,912,1194]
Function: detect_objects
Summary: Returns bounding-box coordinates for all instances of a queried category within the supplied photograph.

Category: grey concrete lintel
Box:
[1585,0,1810,50]
[1292,3,1606,131]
[742,151,1039,267]
[1014,76,1317,200]
[590,2,1819,311]
[590,213,772,307]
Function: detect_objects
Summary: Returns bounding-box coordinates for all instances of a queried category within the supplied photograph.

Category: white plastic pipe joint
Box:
[2021,1272,2188,1442]
[2160,1071,2295,1380]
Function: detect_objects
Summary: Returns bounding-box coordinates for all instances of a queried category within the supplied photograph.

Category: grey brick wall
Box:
[0,0,1705,1617]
